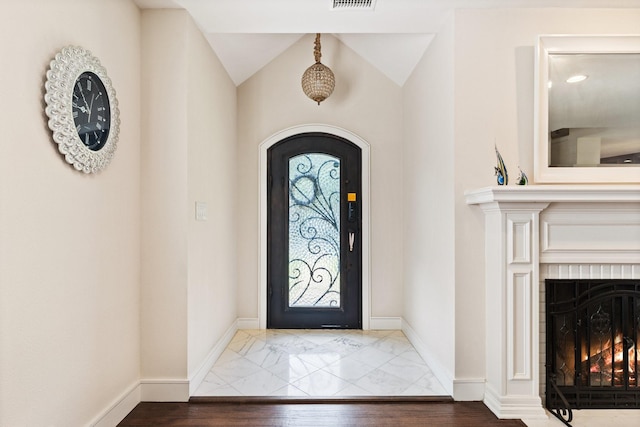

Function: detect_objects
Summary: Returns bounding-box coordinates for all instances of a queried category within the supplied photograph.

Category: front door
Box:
[267,132,362,329]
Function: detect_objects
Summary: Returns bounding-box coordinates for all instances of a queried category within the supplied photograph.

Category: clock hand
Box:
[72,102,87,113]
[88,94,95,122]
[78,81,91,114]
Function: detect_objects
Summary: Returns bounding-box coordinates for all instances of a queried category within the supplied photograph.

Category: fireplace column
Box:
[472,196,549,419]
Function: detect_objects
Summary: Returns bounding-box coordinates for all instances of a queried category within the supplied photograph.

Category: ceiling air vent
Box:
[331,0,377,11]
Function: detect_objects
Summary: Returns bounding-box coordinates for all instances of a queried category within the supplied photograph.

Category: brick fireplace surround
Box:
[466,185,640,420]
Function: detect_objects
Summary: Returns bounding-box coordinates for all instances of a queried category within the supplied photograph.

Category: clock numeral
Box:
[87,79,92,91]
[73,111,78,118]
[76,124,82,133]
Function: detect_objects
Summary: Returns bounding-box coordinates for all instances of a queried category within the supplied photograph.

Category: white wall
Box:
[0,0,141,425]
[452,7,640,398]
[402,14,456,394]
[141,9,238,396]
[236,34,404,322]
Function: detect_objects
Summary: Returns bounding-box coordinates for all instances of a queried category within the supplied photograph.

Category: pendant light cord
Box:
[314,33,322,64]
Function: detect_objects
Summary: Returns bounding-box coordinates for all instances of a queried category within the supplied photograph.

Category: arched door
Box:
[267,132,362,329]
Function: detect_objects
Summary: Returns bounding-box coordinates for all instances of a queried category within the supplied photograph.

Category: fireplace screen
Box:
[546,280,640,409]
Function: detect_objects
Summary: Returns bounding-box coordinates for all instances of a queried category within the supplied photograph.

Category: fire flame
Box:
[587,334,636,375]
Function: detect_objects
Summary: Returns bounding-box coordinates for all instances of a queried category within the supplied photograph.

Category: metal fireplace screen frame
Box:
[546,279,640,410]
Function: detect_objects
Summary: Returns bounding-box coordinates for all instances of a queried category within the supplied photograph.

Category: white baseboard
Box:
[90,381,141,427]
[89,378,190,425]
[237,317,260,329]
[140,379,189,402]
[401,318,454,396]
[88,318,244,426]
[369,317,402,330]
[453,378,485,401]
[189,320,239,395]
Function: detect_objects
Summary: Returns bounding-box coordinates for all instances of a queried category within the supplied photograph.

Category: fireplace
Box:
[465,184,640,420]
[546,279,640,409]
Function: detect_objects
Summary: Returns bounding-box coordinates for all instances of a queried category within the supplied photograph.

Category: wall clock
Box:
[44,46,120,173]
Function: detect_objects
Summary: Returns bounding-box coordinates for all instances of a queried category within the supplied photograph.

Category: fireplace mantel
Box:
[465,185,640,420]
[465,184,640,205]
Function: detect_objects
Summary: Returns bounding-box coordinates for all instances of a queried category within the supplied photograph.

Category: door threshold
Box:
[189,395,454,404]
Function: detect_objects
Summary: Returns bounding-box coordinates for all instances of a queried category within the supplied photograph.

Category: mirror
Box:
[535,35,640,183]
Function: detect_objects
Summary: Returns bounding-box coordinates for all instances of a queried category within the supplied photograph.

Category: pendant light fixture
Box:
[301,33,335,105]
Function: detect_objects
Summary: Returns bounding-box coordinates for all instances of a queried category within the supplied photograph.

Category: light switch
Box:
[195,201,208,221]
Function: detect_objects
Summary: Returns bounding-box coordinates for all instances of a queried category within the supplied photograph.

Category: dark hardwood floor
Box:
[118,400,527,426]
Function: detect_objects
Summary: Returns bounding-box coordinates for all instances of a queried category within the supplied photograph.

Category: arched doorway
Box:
[259,125,371,329]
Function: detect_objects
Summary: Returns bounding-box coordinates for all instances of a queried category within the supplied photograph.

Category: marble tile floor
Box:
[523,409,640,427]
[194,329,449,398]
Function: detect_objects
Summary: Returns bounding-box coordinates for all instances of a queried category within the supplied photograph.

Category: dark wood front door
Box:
[267,132,362,329]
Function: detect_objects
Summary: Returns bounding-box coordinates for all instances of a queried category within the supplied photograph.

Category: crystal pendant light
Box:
[301,34,335,105]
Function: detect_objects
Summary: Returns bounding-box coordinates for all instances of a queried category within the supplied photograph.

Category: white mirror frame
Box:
[534,34,640,184]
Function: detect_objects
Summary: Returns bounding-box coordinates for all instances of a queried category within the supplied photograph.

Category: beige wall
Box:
[236,34,404,321]
[452,7,640,393]
[141,9,189,382]
[0,5,240,424]
[186,16,238,376]
[402,6,640,398]
[0,0,141,425]
[141,8,238,387]
[3,2,640,425]
[402,14,456,393]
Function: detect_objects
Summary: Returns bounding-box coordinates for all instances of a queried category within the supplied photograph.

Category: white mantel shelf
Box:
[465,184,640,205]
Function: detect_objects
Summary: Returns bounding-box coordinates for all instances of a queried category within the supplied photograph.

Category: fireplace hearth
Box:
[546,279,640,410]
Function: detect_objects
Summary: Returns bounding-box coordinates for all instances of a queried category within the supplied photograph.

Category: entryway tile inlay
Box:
[194,329,448,397]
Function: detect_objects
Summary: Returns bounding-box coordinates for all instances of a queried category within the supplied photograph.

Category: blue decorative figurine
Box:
[494,145,508,185]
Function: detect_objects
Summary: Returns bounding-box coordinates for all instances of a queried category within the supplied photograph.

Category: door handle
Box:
[349,231,355,252]
[348,201,358,222]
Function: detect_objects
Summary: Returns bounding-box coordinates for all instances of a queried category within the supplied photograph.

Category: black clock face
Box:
[72,72,111,151]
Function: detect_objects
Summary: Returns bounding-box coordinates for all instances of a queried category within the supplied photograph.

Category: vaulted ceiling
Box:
[134,0,640,86]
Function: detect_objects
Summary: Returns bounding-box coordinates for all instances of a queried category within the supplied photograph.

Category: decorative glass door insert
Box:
[288,154,341,308]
